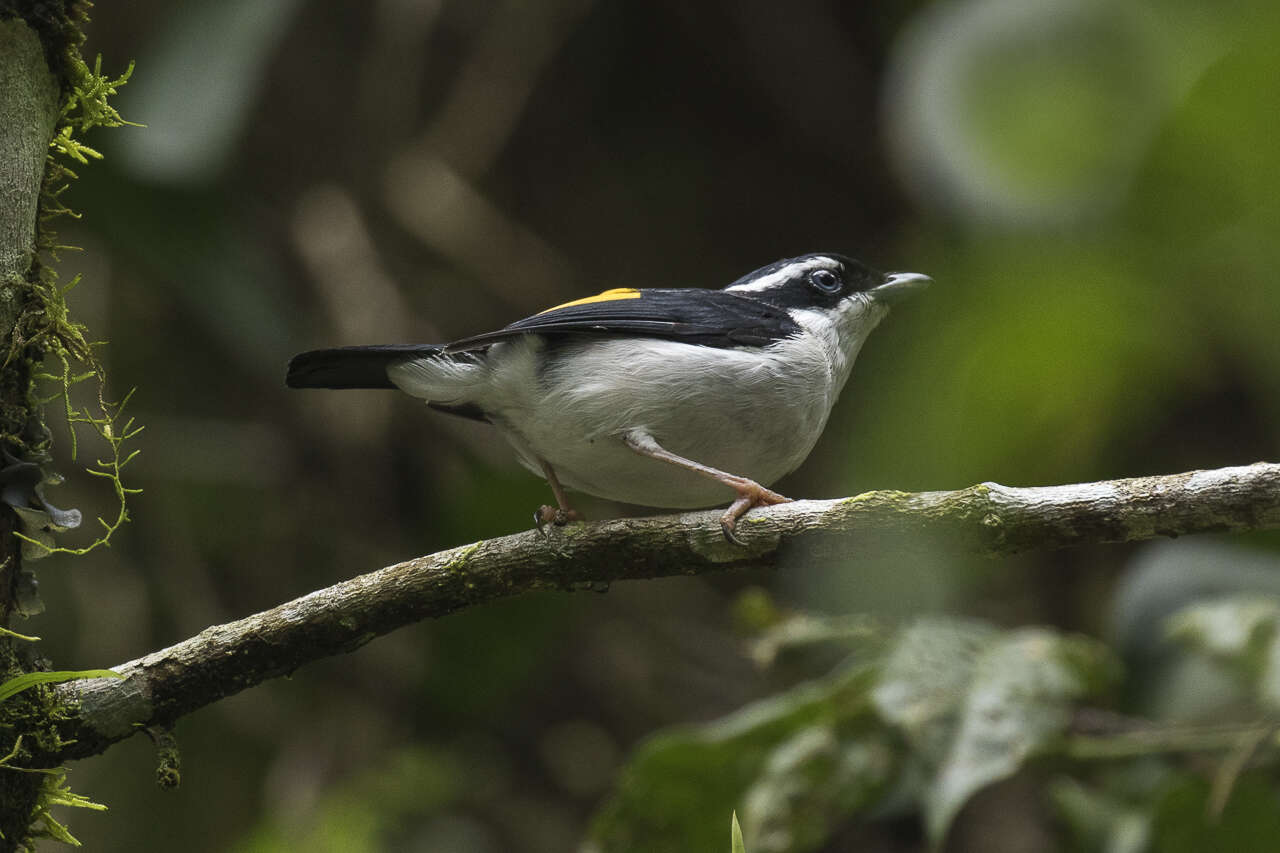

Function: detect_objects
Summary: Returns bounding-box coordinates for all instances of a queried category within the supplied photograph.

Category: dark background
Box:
[24,0,1280,849]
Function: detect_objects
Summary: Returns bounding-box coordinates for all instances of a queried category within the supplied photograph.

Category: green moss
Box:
[0,680,97,847]
[8,15,141,557]
[442,541,483,574]
[842,489,912,507]
[148,727,181,791]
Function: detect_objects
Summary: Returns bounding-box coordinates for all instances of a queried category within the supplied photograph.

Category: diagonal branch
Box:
[49,461,1280,763]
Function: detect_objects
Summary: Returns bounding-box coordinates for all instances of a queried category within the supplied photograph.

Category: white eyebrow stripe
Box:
[724,257,838,293]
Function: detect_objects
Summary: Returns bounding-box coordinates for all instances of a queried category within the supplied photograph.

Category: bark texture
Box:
[0,16,59,623]
[0,14,62,850]
[0,17,59,281]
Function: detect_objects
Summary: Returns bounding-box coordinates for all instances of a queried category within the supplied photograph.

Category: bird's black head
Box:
[725,253,931,312]
[723,253,886,310]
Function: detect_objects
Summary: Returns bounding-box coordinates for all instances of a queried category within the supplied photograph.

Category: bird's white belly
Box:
[481,336,839,509]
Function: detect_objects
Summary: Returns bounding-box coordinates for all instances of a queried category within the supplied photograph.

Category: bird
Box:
[286,253,929,543]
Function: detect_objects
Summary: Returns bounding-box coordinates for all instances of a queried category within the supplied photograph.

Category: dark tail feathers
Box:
[286,344,443,389]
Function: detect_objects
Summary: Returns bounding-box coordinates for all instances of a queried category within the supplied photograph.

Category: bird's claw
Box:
[720,517,746,546]
[534,505,582,537]
[719,482,791,545]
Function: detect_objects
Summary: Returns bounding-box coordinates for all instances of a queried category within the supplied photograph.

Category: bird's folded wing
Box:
[444,289,800,351]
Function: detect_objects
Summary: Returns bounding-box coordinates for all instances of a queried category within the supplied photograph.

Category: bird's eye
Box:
[808,269,841,294]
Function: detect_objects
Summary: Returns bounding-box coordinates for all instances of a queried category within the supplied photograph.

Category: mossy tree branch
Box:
[0,16,60,623]
[0,11,74,849]
[42,461,1280,764]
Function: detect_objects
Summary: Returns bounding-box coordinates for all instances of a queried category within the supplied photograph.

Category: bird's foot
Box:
[534,504,583,536]
[719,481,790,545]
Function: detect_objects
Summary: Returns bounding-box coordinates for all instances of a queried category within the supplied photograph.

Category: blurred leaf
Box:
[871,617,998,762]
[1167,595,1280,710]
[594,617,1117,851]
[588,662,892,853]
[746,611,883,669]
[873,619,1119,841]
[1110,542,1280,719]
[1167,597,1280,659]
[922,628,1117,841]
[1111,542,1280,660]
[741,725,897,853]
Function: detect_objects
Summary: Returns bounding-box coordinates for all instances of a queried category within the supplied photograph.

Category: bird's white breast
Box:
[476,332,848,508]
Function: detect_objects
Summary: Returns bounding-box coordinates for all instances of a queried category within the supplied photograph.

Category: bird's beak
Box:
[872,271,932,304]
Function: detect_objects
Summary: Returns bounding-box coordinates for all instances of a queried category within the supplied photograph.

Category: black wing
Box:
[444,288,801,352]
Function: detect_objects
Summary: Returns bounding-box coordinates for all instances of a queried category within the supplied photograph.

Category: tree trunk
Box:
[0,11,65,849]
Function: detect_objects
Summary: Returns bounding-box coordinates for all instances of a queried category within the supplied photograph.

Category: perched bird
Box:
[287,253,929,542]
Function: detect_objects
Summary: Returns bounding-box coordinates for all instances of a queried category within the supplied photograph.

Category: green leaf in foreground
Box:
[731,811,746,853]
[587,663,894,853]
[920,629,1116,842]
[869,619,1117,842]
[590,617,1117,852]
[871,617,998,763]
[0,669,122,705]
[740,723,896,852]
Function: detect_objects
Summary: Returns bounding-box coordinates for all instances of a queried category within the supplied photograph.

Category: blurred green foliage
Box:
[590,617,1116,851]
[14,0,1280,850]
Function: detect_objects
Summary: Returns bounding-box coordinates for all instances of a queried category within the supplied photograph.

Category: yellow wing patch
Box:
[538,288,641,314]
